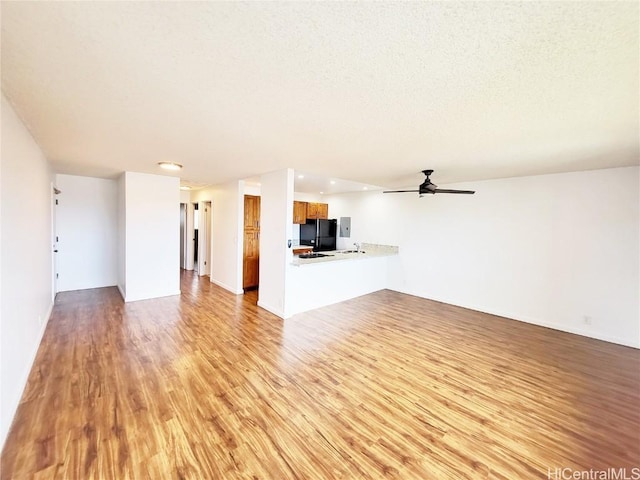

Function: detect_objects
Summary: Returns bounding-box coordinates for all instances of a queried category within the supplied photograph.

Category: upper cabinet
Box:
[296,201,328,221]
[293,201,307,224]
[316,203,328,220]
[306,202,318,219]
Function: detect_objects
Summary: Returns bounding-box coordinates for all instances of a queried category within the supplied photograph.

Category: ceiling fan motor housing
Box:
[419,180,437,194]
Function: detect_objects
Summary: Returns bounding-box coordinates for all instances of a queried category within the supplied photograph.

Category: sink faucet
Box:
[354,242,361,252]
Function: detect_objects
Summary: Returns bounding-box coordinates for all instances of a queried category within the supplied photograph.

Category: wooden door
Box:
[244,195,260,230]
[243,230,259,289]
[243,195,260,289]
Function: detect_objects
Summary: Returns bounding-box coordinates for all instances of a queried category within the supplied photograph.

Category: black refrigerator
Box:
[300,219,337,251]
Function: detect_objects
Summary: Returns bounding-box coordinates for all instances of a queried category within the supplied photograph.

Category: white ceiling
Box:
[243,171,381,195]
[1,2,638,189]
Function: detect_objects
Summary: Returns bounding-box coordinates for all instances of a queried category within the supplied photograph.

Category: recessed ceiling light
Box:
[257,183,262,186]
[319,191,324,195]
[363,187,368,190]
[298,175,304,179]
[180,186,191,191]
[330,180,336,185]
[158,162,183,171]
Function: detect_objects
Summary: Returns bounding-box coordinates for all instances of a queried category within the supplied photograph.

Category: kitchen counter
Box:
[291,243,398,266]
[286,243,399,317]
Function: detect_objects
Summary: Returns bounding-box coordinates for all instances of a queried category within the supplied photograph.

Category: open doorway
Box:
[180,203,187,269]
[193,203,199,274]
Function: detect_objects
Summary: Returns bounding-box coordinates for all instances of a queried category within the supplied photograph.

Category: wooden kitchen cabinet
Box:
[316,203,329,219]
[306,202,329,220]
[293,201,307,224]
[243,195,260,289]
[292,246,314,255]
[306,202,318,219]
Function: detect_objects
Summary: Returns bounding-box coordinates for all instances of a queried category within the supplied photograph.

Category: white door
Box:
[51,183,59,297]
[200,201,212,276]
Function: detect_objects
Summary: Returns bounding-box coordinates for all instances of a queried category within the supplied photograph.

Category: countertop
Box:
[291,243,399,266]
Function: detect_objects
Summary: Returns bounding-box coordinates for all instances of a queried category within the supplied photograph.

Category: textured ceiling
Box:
[1,1,638,188]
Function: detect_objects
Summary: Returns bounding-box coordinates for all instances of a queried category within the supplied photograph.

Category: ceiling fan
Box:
[383,170,475,196]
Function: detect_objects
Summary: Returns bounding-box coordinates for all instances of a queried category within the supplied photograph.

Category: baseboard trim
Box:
[210,278,243,295]
[257,301,286,319]
[124,290,181,303]
[391,288,639,349]
[0,300,54,451]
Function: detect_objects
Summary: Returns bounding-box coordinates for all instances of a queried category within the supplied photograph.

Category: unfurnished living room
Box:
[1,2,638,479]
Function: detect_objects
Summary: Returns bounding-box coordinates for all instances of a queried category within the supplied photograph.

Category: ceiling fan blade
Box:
[433,189,475,194]
[383,190,419,193]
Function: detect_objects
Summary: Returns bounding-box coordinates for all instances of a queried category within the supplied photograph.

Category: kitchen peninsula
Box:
[291,243,398,266]
[286,243,399,317]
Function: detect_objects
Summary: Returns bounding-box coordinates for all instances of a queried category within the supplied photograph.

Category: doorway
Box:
[180,203,187,269]
[193,203,199,273]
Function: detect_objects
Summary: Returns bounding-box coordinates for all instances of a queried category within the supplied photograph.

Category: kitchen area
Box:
[243,169,398,319]
[285,197,399,317]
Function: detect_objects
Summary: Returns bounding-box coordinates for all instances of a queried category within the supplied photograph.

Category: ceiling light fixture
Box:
[330,180,336,185]
[180,186,191,191]
[320,191,324,195]
[363,187,368,190]
[158,162,183,171]
[298,175,304,179]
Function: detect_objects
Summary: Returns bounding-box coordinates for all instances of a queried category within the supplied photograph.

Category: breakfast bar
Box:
[286,243,398,316]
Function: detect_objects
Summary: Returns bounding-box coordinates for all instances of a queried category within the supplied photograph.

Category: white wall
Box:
[287,257,389,317]
[191,181,244,294]
[244,184,261,196]
[117,174,126,297]
[294,192,323,203]
[122,172,180,302]
[179,190,191,204]
[326,167,640,348]
[0,94,54,449]
[55,174,118,291]
[259,169,294,317]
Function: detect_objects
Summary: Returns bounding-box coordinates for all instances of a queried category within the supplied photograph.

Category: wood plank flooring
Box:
[2,271,639,479]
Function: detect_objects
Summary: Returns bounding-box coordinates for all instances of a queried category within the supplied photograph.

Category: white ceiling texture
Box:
[1,2,638,191]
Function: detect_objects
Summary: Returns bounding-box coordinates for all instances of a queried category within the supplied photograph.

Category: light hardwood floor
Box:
[1,271,639,479]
